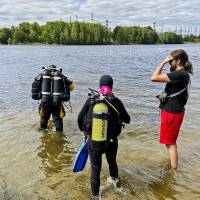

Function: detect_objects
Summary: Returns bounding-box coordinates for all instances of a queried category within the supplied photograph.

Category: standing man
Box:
[32,65,74,132]
[77,75,130,199]
[151,49,193,169]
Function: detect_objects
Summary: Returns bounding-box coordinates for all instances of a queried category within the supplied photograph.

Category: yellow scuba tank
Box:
[91,101,109,151]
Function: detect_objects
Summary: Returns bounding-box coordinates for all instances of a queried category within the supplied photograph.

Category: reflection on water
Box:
[149,167,177,200]
[37,131,74,176]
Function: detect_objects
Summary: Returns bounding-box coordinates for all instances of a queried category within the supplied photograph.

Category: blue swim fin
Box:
[72,137,88,173]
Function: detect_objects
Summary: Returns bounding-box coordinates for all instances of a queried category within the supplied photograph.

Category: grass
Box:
[0,177,20,200]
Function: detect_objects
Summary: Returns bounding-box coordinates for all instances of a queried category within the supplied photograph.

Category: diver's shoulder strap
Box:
[35,73,42,81]
[104,98,120,116]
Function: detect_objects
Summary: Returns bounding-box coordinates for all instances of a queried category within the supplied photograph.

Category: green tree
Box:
[0,28,11,44]
[112,26,121,42]
[41,23,53,44]
[29,22,41,43]
[71,22,80,44]
[159,32,183,44]
[116,27,127,44]
[112,26,158,44]
[12,29,26,44]
[60,27,71,44]
[79,23,87,44]
[18,22,31,42]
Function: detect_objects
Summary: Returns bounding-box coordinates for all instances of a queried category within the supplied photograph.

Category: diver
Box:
[151,49,193,169]
[77,75,130,199]
[32,65,74,132]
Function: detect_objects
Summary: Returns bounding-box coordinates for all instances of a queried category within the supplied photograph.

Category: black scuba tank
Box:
[52,70,64,104]
[41,69,51,103]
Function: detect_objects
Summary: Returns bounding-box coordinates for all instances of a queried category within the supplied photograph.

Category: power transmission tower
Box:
[180,26,182,35]
[195,27,198,36]
[175,26,177,33]
[106,20,109,29]
[187,26,190,35]
[153,22,156,30]
[161,23,164,33]
[75,15,78,22]
[91,12,94,23]
[183,26,186,36]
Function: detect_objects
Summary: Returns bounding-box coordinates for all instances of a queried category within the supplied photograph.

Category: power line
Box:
[155,23,200,36]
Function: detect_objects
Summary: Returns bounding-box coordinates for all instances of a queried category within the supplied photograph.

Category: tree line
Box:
[183,34,200,42]
[0,22,111,45]
[0,21,198,45]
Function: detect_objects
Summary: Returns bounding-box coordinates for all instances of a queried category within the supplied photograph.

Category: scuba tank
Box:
[33,66,70,104]
[52,70,64,104]
[41,69,51,103]
[91,100,109,151]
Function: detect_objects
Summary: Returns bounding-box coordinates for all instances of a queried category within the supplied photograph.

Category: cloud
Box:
[0,0,199,28]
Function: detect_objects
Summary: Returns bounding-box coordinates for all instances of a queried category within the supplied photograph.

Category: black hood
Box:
[99,75,113,89]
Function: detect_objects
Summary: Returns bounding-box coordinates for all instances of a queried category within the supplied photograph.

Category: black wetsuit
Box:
[40,103,63,131]
[78,94,130,196]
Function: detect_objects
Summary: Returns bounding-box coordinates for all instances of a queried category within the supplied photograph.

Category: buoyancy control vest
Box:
[83,91,122,151]
[31,74,42,100]
[62,76,71,102]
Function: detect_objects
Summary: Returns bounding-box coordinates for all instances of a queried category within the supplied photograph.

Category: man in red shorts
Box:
[151,49,193,169]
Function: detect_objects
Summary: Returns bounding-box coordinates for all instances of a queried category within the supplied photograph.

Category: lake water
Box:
[0,44,199,200]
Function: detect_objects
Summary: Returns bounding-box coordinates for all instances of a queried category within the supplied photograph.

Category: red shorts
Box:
[160,110,184,144]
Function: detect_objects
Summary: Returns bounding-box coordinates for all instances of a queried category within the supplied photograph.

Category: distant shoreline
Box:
[184,41,200,44]
[1,42,200,45]
[1,21,197,45]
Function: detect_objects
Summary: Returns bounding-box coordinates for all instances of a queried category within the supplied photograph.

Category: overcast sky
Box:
[0,0,199,27]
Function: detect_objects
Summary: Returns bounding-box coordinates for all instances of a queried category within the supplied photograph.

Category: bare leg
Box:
[166,144,178,169]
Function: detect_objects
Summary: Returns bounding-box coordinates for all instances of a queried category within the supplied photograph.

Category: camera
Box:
[156,91,168,102]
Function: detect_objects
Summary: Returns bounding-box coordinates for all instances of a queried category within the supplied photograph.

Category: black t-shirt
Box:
[159,69,190,113]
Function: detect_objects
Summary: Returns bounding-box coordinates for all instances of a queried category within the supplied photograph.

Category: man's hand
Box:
[161,55,173,65]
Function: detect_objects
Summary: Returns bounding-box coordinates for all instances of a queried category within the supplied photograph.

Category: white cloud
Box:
[0,0,199,27]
